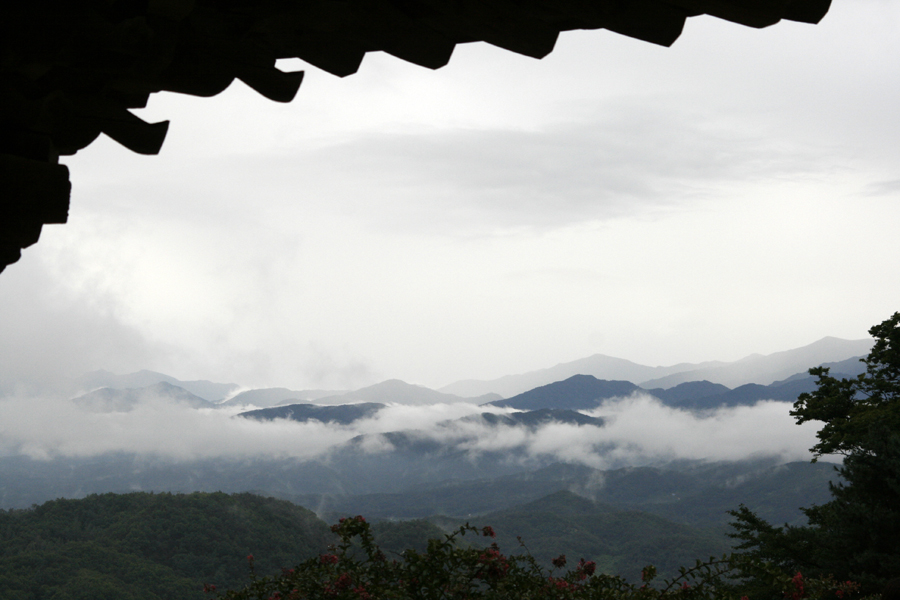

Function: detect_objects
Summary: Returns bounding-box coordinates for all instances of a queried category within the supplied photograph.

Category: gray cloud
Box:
[865,179,900,196]
[0,259,158,398]
[240,101,826,235]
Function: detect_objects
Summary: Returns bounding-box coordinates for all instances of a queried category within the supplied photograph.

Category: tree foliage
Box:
[730,313,900,596]
[791,312,900,460]
[219,516,858,600]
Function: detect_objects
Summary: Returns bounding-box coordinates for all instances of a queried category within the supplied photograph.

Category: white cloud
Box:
[0,390,818,471]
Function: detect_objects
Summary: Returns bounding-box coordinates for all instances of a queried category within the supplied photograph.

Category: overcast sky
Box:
[2,0,898,392]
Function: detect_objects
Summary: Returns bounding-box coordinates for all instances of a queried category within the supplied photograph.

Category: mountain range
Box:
[439,336,871,397]
[1,335,876,597]
[66,338,867,420]
[68,336,869,409]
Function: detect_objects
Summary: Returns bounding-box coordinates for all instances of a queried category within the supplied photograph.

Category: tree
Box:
[791,312,900,460]
[730,312,900,596]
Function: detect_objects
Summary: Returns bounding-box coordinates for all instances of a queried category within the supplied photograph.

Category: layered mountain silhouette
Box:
[441,337,871,397]
[639,337,871,389]
[73,353,868,417]
[483,369,867,413]
[78,336,868,413]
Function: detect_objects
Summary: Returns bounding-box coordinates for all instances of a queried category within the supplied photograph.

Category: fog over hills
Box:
[0,334,868,517]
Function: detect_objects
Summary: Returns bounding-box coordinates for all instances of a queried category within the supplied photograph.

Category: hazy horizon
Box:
[1,1,898,393]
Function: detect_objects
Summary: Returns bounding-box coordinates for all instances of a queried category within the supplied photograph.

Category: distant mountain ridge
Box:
[72,381,213,412]
[440,355,724,399]
[313,379,500,406]
[79,369,239,402]
[221,387,346,408]
[639,336,872,389]
[441,337,872,397]
[73,358,869,417]
[487,375,641,410]
[486,363,869,412]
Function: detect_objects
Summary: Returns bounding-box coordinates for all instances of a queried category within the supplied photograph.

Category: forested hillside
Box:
[0,488,741,598]
[0,492,334,600]
[472,490,731,581]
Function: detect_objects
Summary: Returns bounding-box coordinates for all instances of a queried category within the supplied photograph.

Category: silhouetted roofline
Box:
[0,0,831,272]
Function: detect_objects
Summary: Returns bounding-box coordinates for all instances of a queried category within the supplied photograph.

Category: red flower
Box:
[320,553,339,565]
[787,572,805,600]
[552,555,567,569]
[482,526,496,538]
[548,577,570,590]
[580,560,596,577]
[335,572,353,590]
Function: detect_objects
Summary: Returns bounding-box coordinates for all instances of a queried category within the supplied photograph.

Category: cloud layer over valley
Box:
[0,390,820,470]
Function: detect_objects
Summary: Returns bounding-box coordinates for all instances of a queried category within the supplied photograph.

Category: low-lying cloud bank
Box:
[0,392,820,468]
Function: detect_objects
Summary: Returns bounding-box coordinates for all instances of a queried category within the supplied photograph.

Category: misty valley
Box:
[0,337,872,598]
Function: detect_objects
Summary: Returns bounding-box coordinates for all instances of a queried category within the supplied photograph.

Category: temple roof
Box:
[0,0,831,273]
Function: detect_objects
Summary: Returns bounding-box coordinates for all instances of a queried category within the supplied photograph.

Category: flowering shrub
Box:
[210,516,863,600]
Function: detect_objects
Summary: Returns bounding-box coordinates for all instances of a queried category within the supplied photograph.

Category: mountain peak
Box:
[489,376,640,411]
